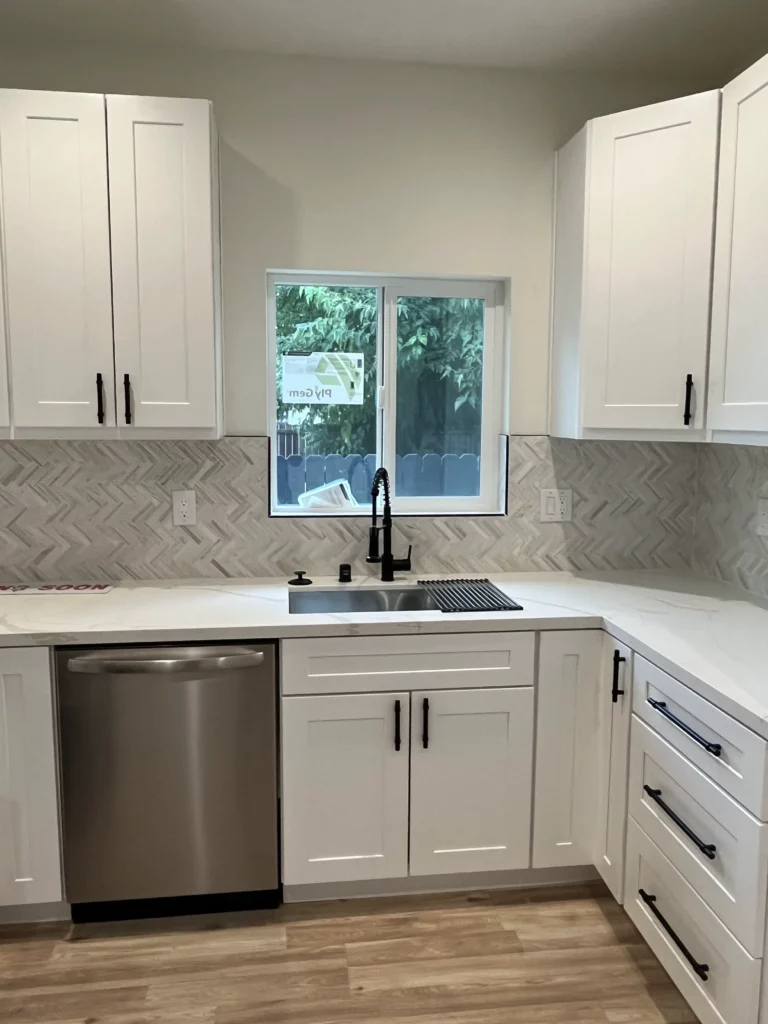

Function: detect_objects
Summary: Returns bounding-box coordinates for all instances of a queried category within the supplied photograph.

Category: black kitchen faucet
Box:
[366,467,412,582]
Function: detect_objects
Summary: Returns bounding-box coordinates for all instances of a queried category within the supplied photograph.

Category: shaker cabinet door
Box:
[581,91,719,431]
[0,647,62,906]
[409,687,533,876]
[0,89,114,428]
[107,95,218,431]
[593,635,633,902]
[533,630,602,868]
[281,692,409,885]
[709,53,768,433]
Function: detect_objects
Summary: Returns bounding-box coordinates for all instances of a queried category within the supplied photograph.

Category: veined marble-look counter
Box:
[0,570,766,740]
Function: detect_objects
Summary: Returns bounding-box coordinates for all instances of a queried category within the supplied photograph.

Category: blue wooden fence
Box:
[276,453,480,506]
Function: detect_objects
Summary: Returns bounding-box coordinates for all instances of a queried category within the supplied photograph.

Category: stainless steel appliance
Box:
[55,644,279,917]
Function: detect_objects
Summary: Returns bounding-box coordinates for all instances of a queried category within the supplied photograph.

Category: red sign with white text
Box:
[0,584,114,594]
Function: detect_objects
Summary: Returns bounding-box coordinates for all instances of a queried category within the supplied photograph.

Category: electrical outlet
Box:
[539,488,572,523]
[172,490,197,526]
[757,498,768,537]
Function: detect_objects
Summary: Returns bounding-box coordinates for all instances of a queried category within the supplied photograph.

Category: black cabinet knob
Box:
[288,571,312,586]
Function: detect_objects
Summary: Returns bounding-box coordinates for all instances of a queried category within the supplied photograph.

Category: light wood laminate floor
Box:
[0,882,698,1023]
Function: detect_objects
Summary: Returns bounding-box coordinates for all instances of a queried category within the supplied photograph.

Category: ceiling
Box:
[1,0,767,78]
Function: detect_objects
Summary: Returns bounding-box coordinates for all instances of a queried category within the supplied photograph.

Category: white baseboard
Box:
[283,864,599,903]
[0,901,71,925]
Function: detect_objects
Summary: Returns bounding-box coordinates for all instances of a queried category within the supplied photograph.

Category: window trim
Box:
[267,271,507,517]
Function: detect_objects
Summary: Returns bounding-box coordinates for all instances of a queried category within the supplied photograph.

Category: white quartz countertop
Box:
[1,570,768,739]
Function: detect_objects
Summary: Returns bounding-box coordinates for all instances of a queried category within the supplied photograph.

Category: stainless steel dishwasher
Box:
[55,644,279,920]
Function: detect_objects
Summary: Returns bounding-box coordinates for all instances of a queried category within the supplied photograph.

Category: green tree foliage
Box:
[276,284,483,457]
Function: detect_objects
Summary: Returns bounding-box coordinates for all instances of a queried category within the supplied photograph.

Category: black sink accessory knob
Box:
[288,571,312,586]
[338,563,352,583]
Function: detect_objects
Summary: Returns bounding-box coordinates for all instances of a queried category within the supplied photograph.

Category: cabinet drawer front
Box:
[281,692,410,885]
[625,819,761,1024]
[633,655,768,818]
[282,633,535,696]
[409,687,533,876]
[630,716,768,956]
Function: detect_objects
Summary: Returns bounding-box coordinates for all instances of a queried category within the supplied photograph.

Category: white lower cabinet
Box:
[533,630,602,868]
[281,692,409,885]
[593,635,633,902]
[0,647,62,906]
[279,628,768,1024]
[630,716,768,957]
[633,655,768,819]
[409,687,533,876]
[625,818,761,1024]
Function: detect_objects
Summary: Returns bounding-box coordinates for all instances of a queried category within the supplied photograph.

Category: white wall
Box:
[0,45,710,434]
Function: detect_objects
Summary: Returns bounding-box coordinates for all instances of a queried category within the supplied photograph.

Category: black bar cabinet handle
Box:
[612,649,626,703]
[647,698,722,757]
[683,373,693,425]
[123,373,132,425]
[394,699,401,752]
[96,373,105,425]
[422,697,429,749]
[644,785,717,860]
[639,889,709,980]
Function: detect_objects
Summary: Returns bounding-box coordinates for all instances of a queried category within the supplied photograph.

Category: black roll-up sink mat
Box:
[417,578,523,613]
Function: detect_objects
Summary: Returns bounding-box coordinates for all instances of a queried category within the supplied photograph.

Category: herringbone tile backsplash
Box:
[0,436,697,582]
[694,443,768,599]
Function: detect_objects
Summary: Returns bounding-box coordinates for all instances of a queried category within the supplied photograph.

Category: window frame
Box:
[267,271,507,517]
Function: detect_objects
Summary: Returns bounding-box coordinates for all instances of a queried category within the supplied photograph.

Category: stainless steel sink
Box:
[288,587,438,614]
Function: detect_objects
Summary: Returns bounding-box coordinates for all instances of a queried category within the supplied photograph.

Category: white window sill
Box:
[270,504,506,519]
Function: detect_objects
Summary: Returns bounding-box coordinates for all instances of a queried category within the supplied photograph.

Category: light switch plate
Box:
[539,488,572,523]
[172,490,197,526]
[757,498,768,537]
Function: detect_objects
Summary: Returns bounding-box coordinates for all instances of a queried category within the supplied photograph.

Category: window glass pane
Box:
[275,284,378,508]
[395,295,485,498]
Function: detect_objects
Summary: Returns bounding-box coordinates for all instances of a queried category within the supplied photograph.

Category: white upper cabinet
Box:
[107,95,220,432]
[0,90,115,429]
[708,54,768,435]
[0,89,220,437]
[0,647,62,907]
[409,687,533,876]
[550,91,720,438]
[0,237,10,430]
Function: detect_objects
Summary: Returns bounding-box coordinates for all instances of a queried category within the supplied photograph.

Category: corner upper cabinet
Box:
[550,91,720,438]
[107,95,221,432]
[708,54,768,436]
[0,90,115,429]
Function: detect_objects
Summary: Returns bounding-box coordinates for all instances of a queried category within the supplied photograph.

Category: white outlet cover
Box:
[539,488,572,523]
[172,489,197,526]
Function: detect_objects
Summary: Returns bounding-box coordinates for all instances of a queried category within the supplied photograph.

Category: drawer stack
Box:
[625,655,768,1024]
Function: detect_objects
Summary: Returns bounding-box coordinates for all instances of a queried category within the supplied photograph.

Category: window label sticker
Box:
[281,352,364,405]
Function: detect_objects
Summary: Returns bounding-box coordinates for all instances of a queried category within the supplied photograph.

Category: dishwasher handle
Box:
[67,647,265,675]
